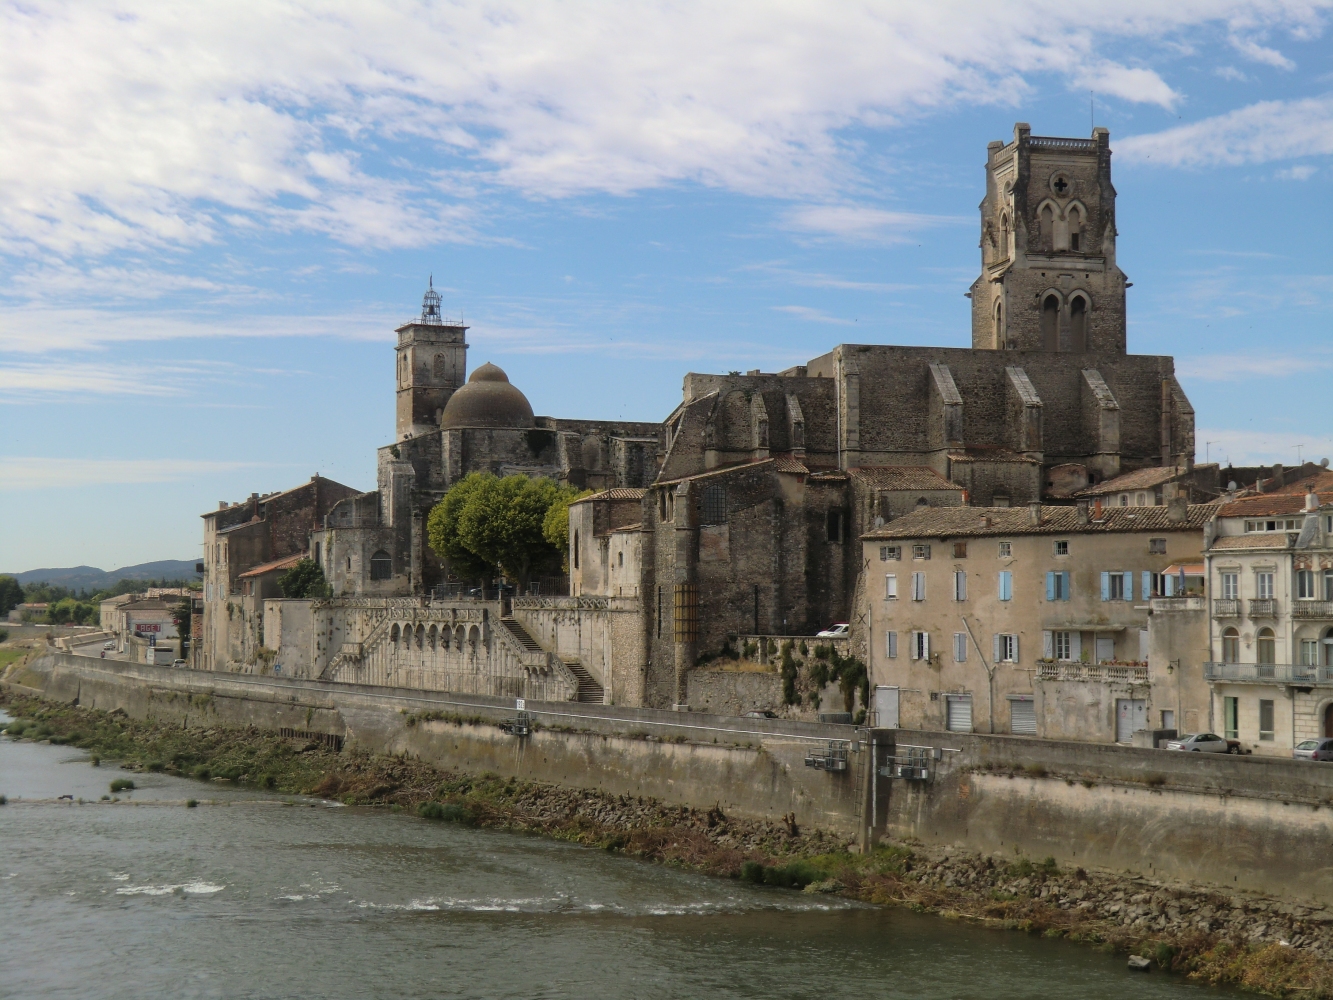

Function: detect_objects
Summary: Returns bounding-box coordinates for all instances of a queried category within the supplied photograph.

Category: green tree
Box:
[542,488,593,570]
[278,559,331,599]
[45,597,96,625]
[428,473,581,585]
[0,575,22,616]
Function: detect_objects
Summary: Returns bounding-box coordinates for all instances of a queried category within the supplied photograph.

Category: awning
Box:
[1041,624,1130,632]
[1162,563,1205,576]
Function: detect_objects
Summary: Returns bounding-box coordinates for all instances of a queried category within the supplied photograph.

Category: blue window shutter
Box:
[1100,571,1110,602]
[1045,572,1055,601]
[1124,572,1134,601]
[1061,572,1071,601]
[1142,571,1152,601]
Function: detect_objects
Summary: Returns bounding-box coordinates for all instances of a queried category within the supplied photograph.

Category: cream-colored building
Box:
[861,499,1218,743]
[1203,490,1333,754]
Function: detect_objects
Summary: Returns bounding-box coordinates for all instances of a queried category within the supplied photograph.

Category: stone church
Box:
[202,124,1196,714]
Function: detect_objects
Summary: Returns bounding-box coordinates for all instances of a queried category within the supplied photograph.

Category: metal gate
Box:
[873,686,899,728]
[1116,698,1146,743]
[945,694,973,733]
[1009,697,1036,736]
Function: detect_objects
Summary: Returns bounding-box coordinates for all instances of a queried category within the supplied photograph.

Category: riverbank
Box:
[2,689,1331,997]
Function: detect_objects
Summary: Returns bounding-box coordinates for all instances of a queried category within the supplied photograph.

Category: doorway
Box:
[1115,698,1146,743]
[1324,703,1333,739]
[873,686,899,729]
[1096,637,1115,663]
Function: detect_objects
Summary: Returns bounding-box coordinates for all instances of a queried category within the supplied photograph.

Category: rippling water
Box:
[0,714,1239,1000]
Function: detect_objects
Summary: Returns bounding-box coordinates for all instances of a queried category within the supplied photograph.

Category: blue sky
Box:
[2,1,1332,573]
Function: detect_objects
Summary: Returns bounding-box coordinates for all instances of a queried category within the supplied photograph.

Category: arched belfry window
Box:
[573,531,580,570]
[701,484,727,526]
[1069,295,1088,352]
[1039,205,1054,251]
[1068,205,1083,252]
[993,299,1004,349]
[370,550,392,581]
[999,213,1010,259]
[433,353,447,380]
[1041,294,1060,352]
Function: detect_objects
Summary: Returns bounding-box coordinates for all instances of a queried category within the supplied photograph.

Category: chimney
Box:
[1076,500,1090,525]
[1093,499,1103,521]
[1307,492,1320,513]
[1273,462,1285,488]
[979,514,991,529]
[218,501,228,509]
[1027,502,1042,526]
[1167,496,1188,523]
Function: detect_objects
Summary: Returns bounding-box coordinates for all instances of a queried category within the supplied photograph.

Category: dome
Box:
[440,362,535,430]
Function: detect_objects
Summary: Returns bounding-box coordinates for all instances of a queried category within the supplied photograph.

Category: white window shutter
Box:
[1070,631,1081,660]
[886,631,897,658]
[1043,630,1053,658]
[1013,633,1019,661]
[922,632,930,660]
[993,634,1001,663]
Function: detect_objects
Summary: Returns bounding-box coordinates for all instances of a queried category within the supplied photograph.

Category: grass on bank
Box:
[2,689,1332,998]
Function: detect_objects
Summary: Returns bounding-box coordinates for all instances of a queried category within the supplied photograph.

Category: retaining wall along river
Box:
[11,651,1333,905]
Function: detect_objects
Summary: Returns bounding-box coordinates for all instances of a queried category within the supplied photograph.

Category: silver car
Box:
[1165,733,1236,753]
[1294,739,1333,762]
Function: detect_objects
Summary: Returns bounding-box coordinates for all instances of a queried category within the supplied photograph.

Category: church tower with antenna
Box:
[395,276,468,440]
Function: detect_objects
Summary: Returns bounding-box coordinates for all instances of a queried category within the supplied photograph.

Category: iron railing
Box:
[1204,661,1333,684]
[1212,599,1240,618]
[1293,601,1333,619]
[1249,599,1279,618]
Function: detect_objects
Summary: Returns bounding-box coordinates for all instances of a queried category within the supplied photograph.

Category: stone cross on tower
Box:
[394,279,469,440]
[969,123,1127,355]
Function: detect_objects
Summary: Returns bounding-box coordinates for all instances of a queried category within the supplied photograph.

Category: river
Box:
[0,716,1240,999]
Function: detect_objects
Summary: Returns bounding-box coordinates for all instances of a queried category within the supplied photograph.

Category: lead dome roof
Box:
[440,362,535,430]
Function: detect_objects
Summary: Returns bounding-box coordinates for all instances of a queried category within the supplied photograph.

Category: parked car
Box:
[102,640,115,650]
[743,710,778,719]
[1165,733,1239,753]
[816,623,849,638]
[1294,739,1333,761]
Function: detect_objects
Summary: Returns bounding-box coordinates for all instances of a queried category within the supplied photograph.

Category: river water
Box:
[0,719,1240,1000]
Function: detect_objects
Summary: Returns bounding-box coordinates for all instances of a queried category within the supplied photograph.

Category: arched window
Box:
[1068,206,1082,252]
[994,300,1004,349]
[1069,295,1088,352]
[427,624,437,649]
[999,214,1010,258]
[1041,294,1060,352]
[1040,204,1054,251]
[573,531,580,570]
[1257,627,1276,666]
[390,624,401,644]
[1324,627,1333,667]
[433,353,447,380]
[415,624,425,650]
[1222,627,1239,663]
[370,550,392,581]
[701,484,727,525]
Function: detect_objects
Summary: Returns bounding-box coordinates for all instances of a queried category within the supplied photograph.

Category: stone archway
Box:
[1324,702,1333,739]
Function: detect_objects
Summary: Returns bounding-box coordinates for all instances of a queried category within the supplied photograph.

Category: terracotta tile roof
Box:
[1072,465,1182,498]
[1209,534,1294,551]
[862,502,1222,540]
[570,488,647,505]
[947,448,1040,465]
[1216,493,1333,518]
[1269,469,1333,495]
[849,466,961,491]
[772,456,810,475]
[237,554,304,579]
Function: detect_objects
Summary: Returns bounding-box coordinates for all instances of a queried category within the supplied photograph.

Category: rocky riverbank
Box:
[3,688,1332,997]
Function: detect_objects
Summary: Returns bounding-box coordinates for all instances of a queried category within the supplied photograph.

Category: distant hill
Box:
[3,560,202,591]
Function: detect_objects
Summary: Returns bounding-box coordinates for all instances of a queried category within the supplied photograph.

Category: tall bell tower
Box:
[395,278,468,440]
[970,123,1127,354]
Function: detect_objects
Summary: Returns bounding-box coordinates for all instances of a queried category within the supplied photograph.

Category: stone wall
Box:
[512,595,647,705]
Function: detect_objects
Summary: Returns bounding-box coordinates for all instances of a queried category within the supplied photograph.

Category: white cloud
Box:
[0,456,264,490]
[1178,352,1333,381]
[1277,164,1318,179]
[1229,34,1296,68]
[1215,65,1249,80]
[1,1,1324,257]
[781,205,963,243]
[1195,429,1333,468]
[772,305,855,325]
[1118,94,1333,167]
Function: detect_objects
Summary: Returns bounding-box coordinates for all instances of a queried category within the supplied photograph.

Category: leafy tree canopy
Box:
[543,488,593,570]
[278,559,331,599]
[428,473,583,584]
[0,576,22,617]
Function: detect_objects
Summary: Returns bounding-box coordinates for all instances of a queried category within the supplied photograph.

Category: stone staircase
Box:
[501,617,604,704]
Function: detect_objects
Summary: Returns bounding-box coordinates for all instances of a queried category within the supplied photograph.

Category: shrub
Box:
[739,860,765,883]
[418,801,472,823]
[109,779,135,793]
[146,760,164,773]
[3,720,26,736]
[186,799,198,808]
[192,765,212,781]
[763,860,821,889]
[0,795,7,805]
[257,773,277,789]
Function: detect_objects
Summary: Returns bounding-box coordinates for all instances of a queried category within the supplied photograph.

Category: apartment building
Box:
[1203,490,1333,753]
[861,499,1218,743]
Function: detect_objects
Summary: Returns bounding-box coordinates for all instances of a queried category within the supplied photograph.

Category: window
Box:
[911,631,930,660]
[952,571,967,601]
[1054,631,1072,660]
[1221,572,1239,601]
[618,551,624,568]
[313,542,321,565]
[1041,293,1059,351]
[954,632,968,662]
[1259,699,1275,741]
[1054,540,1069,556]
[369,550,392,581]
[912,544,931,560]
[1301,639,1319,666]
[1068,206,1082,252]
[433,353,447,379]
[946,694,973,733]
[1221,627,1240,663]
[573,531,580,569]
[1101,571,1132,601]
[1069,294,1087,349]
[702,485,727,526]
[1224,697,1239,740]
[1046,571,1070,601]
[1257,627,1276,665]
[953,541,968,558]
[826,510,843,543]
[1149,538,1167,555]
[1119,495,1129,507]
[1136,492,1147,507]
[656,587,662,638]
[879,545,901,561]
[994,633,1018,663]
[885,631,898,658]
[1326,571,1333,601]
[1298,570,1317,600]
[998,541,1011,558]
[884,575,898,600]
[1256,572,1275,600]
[998,571,1012,602]
[911,572,926,601]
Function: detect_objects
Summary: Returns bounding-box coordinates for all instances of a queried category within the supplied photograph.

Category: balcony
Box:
[1204,661,1333,685]
[1293,601,1333,620]
[1037,660,1148,684]
[1212,599,1241,618]
[1249,599,1279,618]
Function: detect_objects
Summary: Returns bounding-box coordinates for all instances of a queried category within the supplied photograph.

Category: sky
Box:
[2,1,1332,573]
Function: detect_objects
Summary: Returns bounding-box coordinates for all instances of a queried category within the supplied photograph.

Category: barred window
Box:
[701,484,727,526]
[370,550,392,581]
